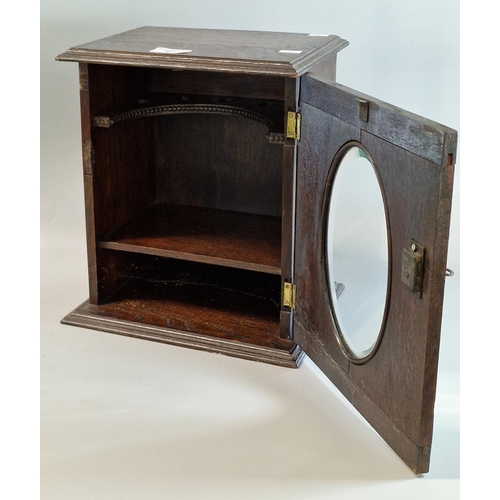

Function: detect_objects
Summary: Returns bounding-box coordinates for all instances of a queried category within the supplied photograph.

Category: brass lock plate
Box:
[401,240,425,295]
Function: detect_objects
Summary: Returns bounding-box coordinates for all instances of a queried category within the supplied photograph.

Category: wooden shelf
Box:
[105,259,281,337]
[61,259,304,367]
[99,203,282,275]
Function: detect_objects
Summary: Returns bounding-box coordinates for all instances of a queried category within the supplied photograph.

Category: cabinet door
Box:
[294,74,456,473]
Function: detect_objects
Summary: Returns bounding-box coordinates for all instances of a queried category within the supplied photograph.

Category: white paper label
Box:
[149,47,192,54]
[279,49,302,54]
[308,33,329,37]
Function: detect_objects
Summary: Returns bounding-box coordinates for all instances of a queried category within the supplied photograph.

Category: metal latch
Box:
[357,98,369,122]
[401,240,424,296]
[286,111,301,141]
[283,282,297,309]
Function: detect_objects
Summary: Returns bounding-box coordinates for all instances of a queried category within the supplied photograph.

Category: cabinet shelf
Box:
[62,259,301,367]
[99,203,282,275]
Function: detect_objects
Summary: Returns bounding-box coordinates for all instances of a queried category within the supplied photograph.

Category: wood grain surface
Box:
[56,26,348,76]
[294,75,456,473]
[99,203,282,275]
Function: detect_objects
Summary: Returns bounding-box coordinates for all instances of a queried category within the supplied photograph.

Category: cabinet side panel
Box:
[79,64,98,303]
[92,119,156,238]
[91,118,156,302]
[87,64,157,303]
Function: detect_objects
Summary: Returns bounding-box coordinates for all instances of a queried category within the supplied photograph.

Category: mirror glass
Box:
[326,145,389,359]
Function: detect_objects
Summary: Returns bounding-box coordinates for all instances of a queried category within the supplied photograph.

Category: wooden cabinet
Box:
[57,26,457,474]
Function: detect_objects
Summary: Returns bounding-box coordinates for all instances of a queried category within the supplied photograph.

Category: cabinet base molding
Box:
[62,300,304,368]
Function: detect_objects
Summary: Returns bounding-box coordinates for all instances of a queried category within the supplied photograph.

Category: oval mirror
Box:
[325,145,390,360]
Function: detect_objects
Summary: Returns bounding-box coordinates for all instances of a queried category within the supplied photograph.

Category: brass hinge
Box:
[82,139,95,175]
[283,282,297,309]
[286,111,301,141]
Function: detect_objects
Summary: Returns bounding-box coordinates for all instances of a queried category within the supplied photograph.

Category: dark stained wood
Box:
[78,64,99,303]
[59,28,456,474]
[92,119,156,240]
[62,258,305,368]
[294,103,359,371]
[63,300,304,368]
[83,175,99,302]
[56,26,348,77]
[92,93,285,136]
[94,250,152,304]
[294,320,429,471]
[73,60,287,328]
[85,64,157,303]
[300,74,457,165]
[294,77,456,473]
[90,115,156,304]
[103,258,282,333]
[95,102,274,131]
[87,64,151,116]
[99,202,282,275]
[279,77,299,339]
[347,133,455,455]
[150,70,285,100]
[155,112,283,217]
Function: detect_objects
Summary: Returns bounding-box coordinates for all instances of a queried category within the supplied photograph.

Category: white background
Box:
[10,0,491,497]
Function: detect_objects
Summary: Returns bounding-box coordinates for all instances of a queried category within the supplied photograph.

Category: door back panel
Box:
[294,74,456,473]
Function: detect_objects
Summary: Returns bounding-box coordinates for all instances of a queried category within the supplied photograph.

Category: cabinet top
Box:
[56,26,349,77]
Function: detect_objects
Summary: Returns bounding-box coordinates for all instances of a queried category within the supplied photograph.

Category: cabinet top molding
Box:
[56,26,349,76]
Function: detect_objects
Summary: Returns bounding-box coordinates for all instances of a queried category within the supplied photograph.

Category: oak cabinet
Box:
[57,27,457,473]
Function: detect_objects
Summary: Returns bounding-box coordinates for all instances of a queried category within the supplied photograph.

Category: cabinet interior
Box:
[87,64,287,342]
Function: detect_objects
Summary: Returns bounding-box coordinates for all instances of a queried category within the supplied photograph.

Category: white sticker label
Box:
[150,47,192,54]
[308,33,329,37]
[279,49,303,54]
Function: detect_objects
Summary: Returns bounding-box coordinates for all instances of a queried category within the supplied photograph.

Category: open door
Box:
[294,74,456,473]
